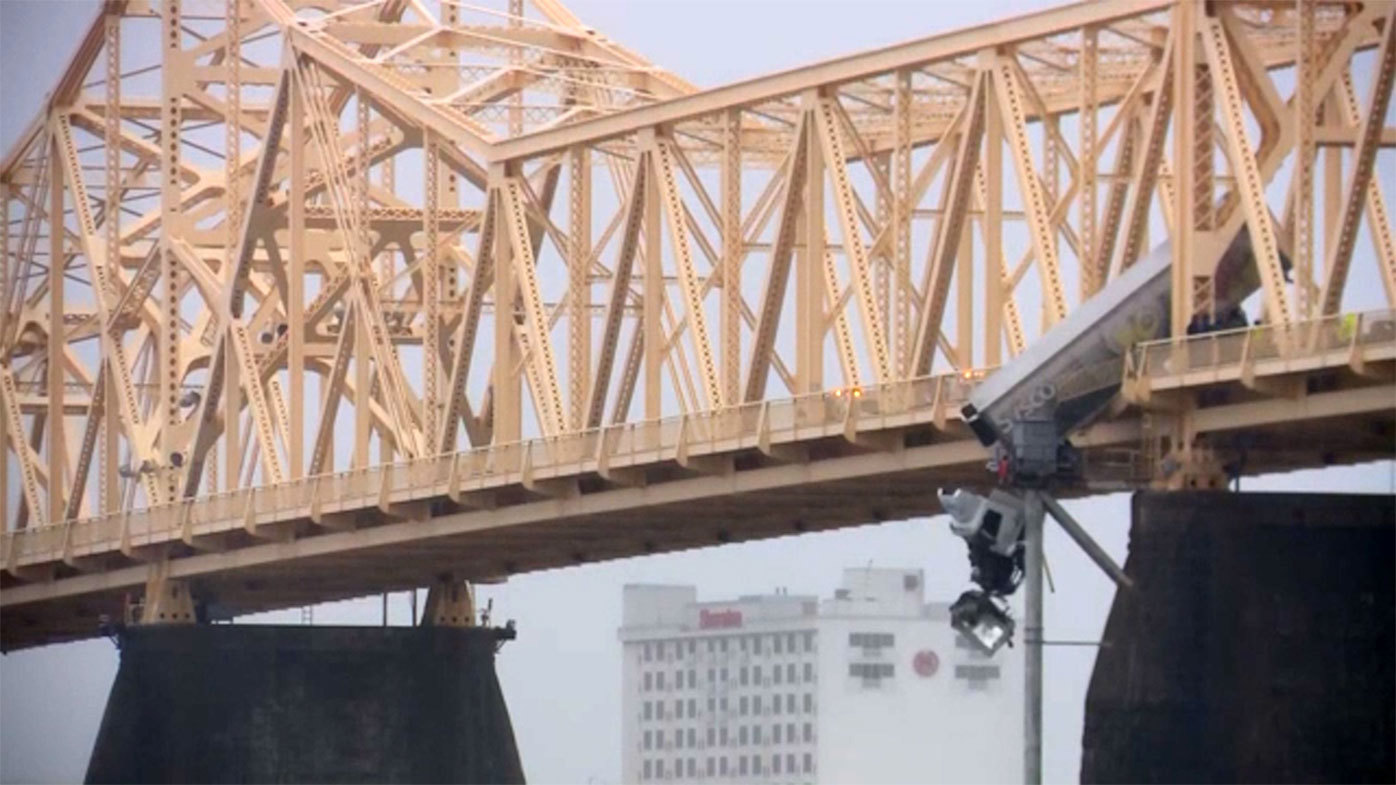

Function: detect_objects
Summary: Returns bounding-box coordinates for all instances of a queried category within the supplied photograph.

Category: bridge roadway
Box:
[3,311,1394,650]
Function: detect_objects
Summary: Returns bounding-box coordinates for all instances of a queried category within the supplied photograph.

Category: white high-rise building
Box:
[619,568,1024,784]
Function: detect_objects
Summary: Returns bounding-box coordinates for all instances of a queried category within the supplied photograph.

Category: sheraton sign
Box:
[698,609,743,629]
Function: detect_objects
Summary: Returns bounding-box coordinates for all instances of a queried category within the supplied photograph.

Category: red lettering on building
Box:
[699,609,743,629]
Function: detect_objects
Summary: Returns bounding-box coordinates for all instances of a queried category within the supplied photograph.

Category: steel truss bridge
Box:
[1,0,1394,650]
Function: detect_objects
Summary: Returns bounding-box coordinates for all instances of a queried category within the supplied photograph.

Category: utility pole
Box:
[1023,491,1045,785]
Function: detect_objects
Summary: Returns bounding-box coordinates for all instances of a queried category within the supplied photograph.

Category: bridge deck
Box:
[2,311,1393,651]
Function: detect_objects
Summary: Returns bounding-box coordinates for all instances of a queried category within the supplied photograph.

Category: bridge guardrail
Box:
[3,371,976,572]
[1126,309,1396,388]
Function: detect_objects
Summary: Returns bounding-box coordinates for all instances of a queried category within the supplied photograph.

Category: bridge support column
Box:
[1081,491,1394,783]
[85,624,524,784]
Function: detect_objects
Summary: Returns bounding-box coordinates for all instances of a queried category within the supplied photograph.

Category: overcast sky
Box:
[2,1,1394,783]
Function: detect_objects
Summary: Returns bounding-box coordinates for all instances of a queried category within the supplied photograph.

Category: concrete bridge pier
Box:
[84,622,525,784]
[1081,491,1395,783]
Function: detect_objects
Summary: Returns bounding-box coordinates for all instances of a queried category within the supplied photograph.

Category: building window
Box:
[752,695,761,715]
[754,636,763,655]
[656,760,664,780]
[786,722,795,742]
[643,760,652,780]
[657,702,665,720]
[644,702,652,720]
[687,728,696,748]
[677,729,684,749]
[803,723,813,742]
[707,727,715,747]
[644,730,653,750]
[719,727,728,747]
[787,633,796,652]
[688,641,696,656]
[687,698,696,718]
[720,638,727,653]
[739,756,748,776]
[657,672,666,690]
[720,697,728,713]
[773,695,781,715]
[774,753,782,774]
[707,640,714,654]
[688,668,696,687]
[673,758,680,780]
[740,696,748,716]
[774,666,783,685]
[787,753,796,774]
[848,663,895,680]
[804,632,814,652]
[774,635,783,654]
[644,672,652,692]
[660,642,668,660]
[803,662,814,682]
[848,632,895,648]
[786,663,796,683]
[706,757,714,777]
[754,725,763,745]
[753,665,762,685]
[675,699,684,718]
[740,636,748,653]
[720,667,729,684]
[707,667,715,685]
[740,666,749,686]
[739,726,749,746]
[687,758,695,778]
[644,643,652,662]
[803,753,813,773]
[708,697,715,714]
[803,693,812,712]
[774,724,782,743]
[752,755,762,775]
[954,664,1001,681]
[675,669,683,689]
[720,757,728,776]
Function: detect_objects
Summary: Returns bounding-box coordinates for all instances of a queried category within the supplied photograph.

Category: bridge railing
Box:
[3,372,975,572]
[1126,309,1396,386]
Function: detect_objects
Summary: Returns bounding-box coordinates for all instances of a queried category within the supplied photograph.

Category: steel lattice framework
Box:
[2,0,1394,648]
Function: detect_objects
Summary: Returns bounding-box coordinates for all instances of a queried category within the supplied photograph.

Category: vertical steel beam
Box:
[102,9,121,513]
[642,142,663,421]
[798,96,825,394]
[492,177,522,442]
[721,110,742,406]
[1079,26,1099,300]
[1171,1,1198,335]
[423,131,441,447]
[160,0,183,498]
[981,52,1004,366]
[893,70,913,374]
[287,62,305,478]
[47,133,67,524]
[568,144,592,428]
[1294,0,1316,319]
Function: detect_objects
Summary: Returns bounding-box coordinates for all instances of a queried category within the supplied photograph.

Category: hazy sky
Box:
[2,1,1394,784]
